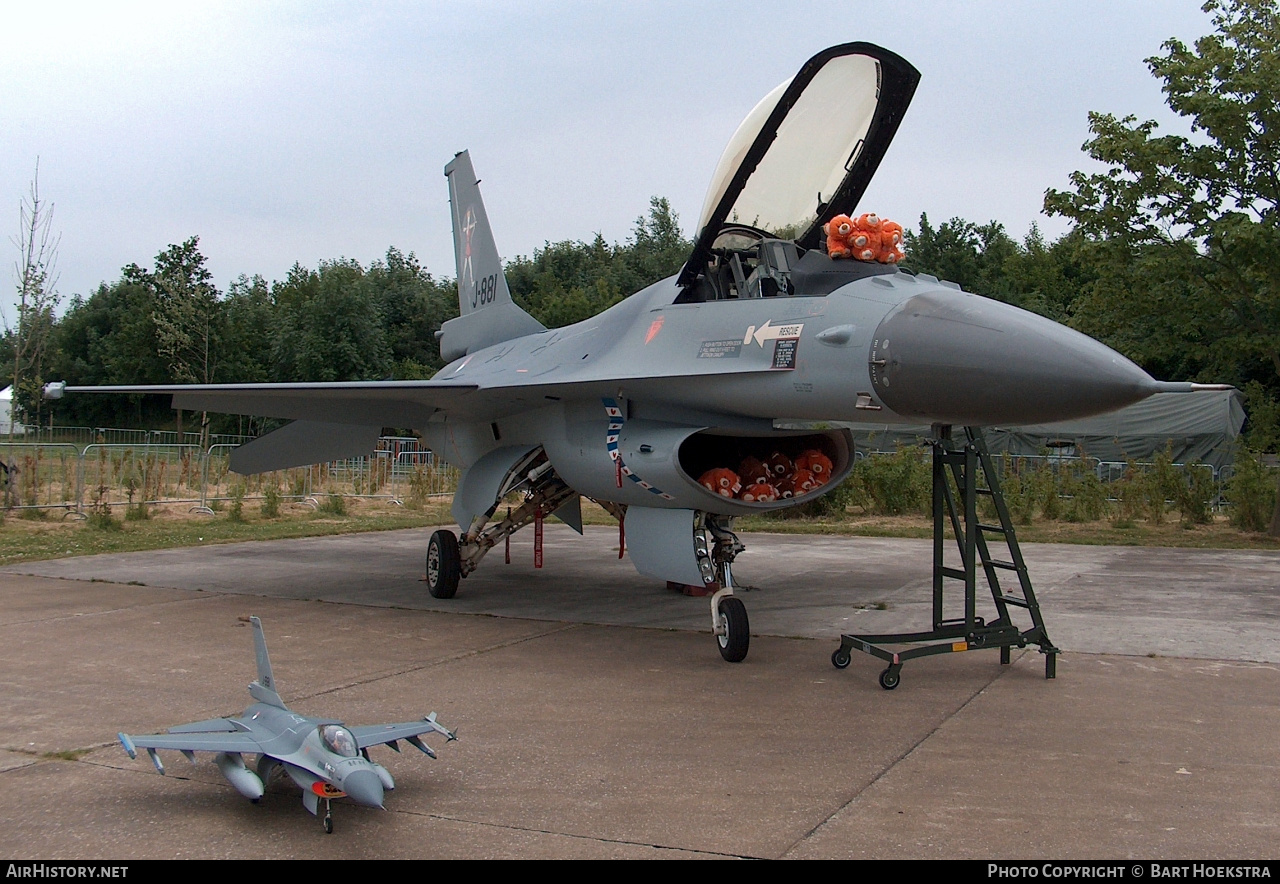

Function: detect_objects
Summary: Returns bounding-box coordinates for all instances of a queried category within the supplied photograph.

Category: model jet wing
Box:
[119,727,265,756]
[349,713,456,757]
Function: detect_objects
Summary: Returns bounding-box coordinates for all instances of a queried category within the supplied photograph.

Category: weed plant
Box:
[319,492,347,516]
[1225,450,1277,532]
[260,485,281,518]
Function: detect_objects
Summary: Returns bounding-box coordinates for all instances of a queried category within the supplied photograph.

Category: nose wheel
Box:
[714,595,749,663]
[323,799,334,834]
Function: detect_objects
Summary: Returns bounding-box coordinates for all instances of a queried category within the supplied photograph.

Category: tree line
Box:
[4,0,1278,452]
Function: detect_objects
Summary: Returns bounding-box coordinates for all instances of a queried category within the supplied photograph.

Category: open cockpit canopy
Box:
[677,43,919,292]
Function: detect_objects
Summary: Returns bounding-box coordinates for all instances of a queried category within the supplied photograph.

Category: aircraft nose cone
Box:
[341,769,385,808]
[870,289,1158,426]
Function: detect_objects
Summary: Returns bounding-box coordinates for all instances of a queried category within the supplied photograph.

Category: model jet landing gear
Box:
[426,530,461,599]
[323,799,333,834]
[833,426,1059,689]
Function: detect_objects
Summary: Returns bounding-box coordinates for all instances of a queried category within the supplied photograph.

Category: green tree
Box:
[902,213,1018,298]
[48,278,168,427]
[271,260,391,382]
[1046,0,1280,531]
[363,247,458,377]
[1045,0,1280,394]
[507,197,691,328]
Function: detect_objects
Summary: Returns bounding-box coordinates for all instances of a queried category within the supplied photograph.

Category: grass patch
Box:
[0,497,455,566]
[2,493,1277,568]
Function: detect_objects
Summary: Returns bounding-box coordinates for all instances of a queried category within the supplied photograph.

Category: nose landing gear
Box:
[704,516,750,662]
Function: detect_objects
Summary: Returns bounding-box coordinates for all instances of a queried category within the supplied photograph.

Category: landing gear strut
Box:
[425,448,575,600]
[703,515,749,663]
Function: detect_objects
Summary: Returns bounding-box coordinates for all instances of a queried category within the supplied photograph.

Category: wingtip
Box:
[118,732,137,759]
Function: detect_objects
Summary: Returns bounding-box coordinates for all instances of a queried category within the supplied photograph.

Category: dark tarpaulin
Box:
[837,390,1244,470]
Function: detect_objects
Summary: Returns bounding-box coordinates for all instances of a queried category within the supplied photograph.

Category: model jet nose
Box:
[341,769,385,808]
[869,289,1158,426]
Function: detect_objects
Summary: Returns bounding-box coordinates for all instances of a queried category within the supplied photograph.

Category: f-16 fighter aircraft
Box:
[50,43,1218,663]
[117,617,456,833]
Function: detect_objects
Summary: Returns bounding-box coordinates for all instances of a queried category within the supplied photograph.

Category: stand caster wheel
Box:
[716,597,749,663]
[878,668,900,691]
[426,530,461,599]
[831,649,851,669]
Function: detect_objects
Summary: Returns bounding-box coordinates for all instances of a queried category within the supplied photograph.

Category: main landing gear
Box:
[424,448,575,601]
[426,529,461,599]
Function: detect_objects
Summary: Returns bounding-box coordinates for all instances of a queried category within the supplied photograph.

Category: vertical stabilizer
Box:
[445,150,514,316]
[248,616,288,709]
[437,151,544,361]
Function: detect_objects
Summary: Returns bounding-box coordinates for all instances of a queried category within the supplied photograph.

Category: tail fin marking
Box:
[248,616,288,709]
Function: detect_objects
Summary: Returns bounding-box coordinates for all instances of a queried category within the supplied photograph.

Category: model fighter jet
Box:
[117,617,456,833]
[49,43,1219,663]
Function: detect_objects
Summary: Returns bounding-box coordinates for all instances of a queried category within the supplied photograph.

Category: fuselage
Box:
[423,267,1159,516]
[240,704,389,808]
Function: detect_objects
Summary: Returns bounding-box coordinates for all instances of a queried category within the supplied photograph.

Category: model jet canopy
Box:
[678,42,920,287]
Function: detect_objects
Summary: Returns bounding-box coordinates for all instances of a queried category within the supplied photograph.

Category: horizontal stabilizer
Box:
[230,421,380,474]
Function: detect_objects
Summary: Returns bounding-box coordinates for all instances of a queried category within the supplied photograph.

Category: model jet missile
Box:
[48,43,1225,664]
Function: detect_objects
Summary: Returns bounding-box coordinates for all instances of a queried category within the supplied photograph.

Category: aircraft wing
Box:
[349,714,456,756]
[52,380,480,427]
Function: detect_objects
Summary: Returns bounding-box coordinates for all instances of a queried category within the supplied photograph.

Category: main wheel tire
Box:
[426,530,461,599]
[716,596,750,663]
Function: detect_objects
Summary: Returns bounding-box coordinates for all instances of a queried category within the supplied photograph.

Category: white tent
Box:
[0,386,26,436]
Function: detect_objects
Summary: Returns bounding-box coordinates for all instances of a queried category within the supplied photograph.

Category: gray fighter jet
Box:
[117,616,456,833]
[49,43,1221,663]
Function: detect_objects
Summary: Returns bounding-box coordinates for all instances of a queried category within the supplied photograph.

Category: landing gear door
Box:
[451,444,540,529]
[625,507,705,587]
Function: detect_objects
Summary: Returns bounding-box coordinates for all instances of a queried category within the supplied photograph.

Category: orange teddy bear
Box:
[738,481,778,503]
[824,212,905,263]
[698,468,742,499]
[795,450,834,485]
[823,214,855,259]
[878,219,904,264]
[847,213,881,261]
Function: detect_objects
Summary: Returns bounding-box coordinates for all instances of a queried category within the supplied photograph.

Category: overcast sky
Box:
[1,0,1216,325]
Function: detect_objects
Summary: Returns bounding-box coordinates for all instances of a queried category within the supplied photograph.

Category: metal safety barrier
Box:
[0,437,460,517]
